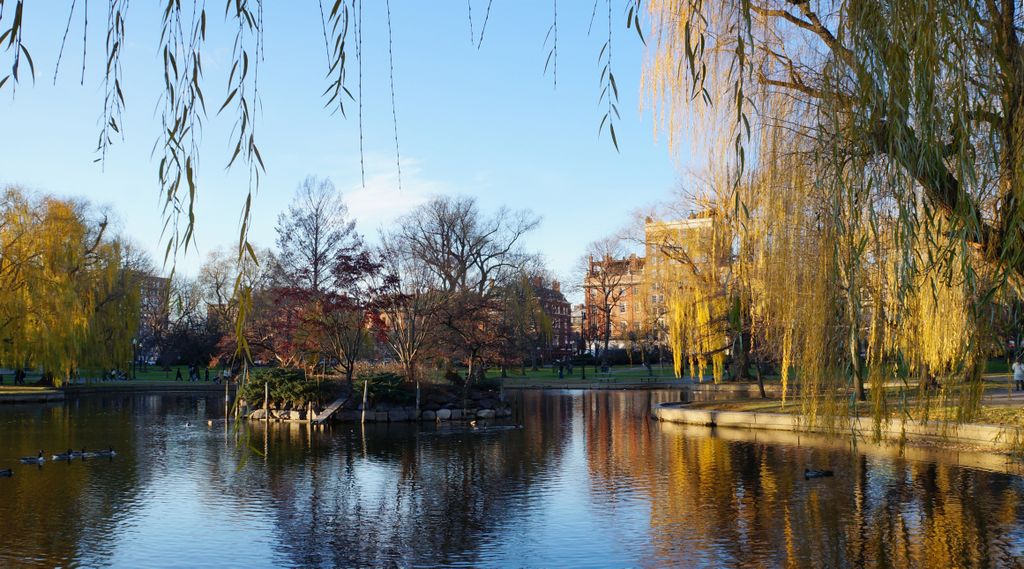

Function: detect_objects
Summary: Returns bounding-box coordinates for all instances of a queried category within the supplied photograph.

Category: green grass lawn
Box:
[499,364,682,386]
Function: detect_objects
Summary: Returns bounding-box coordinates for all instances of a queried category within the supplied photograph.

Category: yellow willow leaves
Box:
[650,214,730,383]
[639,0,1022,433]
[0,187,139,385]
[898,234,975,380]
[666,286,727,382]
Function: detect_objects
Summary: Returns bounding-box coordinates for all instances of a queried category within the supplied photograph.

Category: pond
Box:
[1,389,1023,568]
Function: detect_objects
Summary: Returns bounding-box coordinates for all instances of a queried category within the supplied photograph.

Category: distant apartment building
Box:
[137,275,171,363]
[531,278,573,360]
[582,211,719,350]
[583,253,645,349]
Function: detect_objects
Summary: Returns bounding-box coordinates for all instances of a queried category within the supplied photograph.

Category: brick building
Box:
[582,212,719,351]
[583,253,645,350]
[531,278,573,360]
[137,275,171,364]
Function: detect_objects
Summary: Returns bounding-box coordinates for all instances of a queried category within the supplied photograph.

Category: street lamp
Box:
[131,338,138,380]
[580,311,586,380]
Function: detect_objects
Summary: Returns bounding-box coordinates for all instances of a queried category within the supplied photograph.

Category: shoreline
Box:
[66,382,237,395]
[656,419,1024,475]
[653,401,1024,458]
[500,378,782,393]
[0,382,236,403]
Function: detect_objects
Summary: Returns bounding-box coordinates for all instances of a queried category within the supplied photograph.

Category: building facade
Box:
[582,212,719,351]
[137,275,171,364]
[583,253,645,350]
[532,279,573,360]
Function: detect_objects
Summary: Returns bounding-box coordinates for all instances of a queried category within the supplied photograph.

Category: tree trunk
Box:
[754,357,767,399]
[848,313,865,402]
[603,313,612,367]
[731,330,752,381]
[464,355,474,414]
[404,360,416,384]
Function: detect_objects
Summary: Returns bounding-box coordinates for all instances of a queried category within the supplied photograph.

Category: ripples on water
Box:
[1,389,1023,568]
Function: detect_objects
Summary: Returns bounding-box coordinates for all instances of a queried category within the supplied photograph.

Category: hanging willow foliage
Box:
[643,0,1023,433]
[647,212,732,383]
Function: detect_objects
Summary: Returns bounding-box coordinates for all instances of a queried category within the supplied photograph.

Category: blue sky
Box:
[0,2,695,291]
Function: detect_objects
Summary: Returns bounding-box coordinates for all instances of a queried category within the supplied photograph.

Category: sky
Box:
[0,1,697,297]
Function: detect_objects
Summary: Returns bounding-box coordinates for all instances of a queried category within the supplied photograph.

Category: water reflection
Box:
[0,390,1022,567]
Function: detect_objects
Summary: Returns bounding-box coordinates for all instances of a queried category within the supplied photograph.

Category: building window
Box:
[619,303,626,313]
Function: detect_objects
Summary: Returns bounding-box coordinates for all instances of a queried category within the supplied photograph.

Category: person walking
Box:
[1013,359,1024,392]
[175,367,183,381]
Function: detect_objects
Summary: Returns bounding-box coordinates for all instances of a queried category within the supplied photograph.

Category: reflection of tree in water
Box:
[5,390,1023,567]
[235,391,572,567]
[578,392,1024,568]
[0,394,181,567]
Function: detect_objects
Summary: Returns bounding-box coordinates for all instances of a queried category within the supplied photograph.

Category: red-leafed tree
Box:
[318,248,386,387]
[269,175,365,376]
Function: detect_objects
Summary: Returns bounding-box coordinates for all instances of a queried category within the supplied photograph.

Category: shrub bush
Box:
[241,367,327,408]
[355,371,415,405]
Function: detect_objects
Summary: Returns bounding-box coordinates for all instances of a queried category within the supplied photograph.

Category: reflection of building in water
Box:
[578,390,1020,568]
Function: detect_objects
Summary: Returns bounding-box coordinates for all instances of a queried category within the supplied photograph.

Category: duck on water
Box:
[19,451,44,464]
[84,448,117,459]
[804,468,834,479]
[52,449,87,461]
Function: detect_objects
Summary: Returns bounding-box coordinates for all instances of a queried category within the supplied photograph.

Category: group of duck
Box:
[0,448,118,477]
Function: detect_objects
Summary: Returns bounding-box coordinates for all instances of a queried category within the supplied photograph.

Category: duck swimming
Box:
[0,469,12,477]
[52,449,78,461]
[84,447,117,459]
[19,451,44,464]
[804,468,834,479]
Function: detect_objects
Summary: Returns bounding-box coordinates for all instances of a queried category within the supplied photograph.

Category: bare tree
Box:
[396,196,539,295]
[376,236,440,385]
[388,196,540,399]
[275,176,361,295]
[579,236,636,367]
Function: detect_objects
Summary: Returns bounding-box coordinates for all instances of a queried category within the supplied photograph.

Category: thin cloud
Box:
[344,160,441,235]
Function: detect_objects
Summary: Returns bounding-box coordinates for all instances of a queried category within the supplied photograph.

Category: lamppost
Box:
[580,311,586,380]
[131,338,138,380]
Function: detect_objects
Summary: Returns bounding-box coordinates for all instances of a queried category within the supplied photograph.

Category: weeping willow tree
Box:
[647,208,733,383]
[643,0,1024,431]
[0,187,141,385]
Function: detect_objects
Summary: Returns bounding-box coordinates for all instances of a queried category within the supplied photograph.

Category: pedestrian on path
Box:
[1013,360,1024,392]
